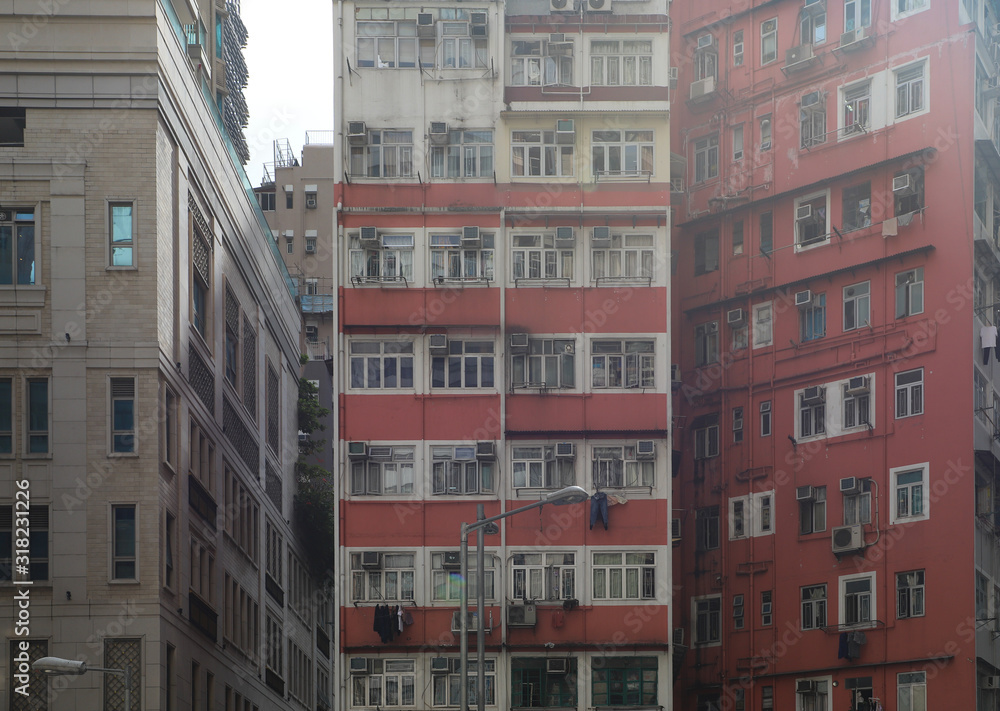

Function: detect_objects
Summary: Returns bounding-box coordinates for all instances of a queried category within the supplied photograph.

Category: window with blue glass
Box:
[800,293,826,341]
[109,202,134,267]
[111,377,136,454]
[0,208,35,285]
[26,378,48,454]
[591,657,657,706]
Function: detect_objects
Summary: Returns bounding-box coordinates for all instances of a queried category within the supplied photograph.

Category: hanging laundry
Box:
[983,325,998,365]
[590,491,609,530]
[838,631,849,659]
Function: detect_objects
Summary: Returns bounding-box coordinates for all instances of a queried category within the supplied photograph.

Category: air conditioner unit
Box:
[368,446,393,460]
[556,226,575,245]
[546,658,569,674]
[442,551,462,569]
[471,24,488,37]
[982,675,1000,689]
[672,628,685,646]
[509,333,529,353]
[671,364,682,384]
[417,13,436,35]
[430,122,449,145]
[697,34,714,49]
[802,386,825,403]
[690,76,716,101]
[550,33,567,42]
[360,226,379,245]
[840,476,860,494]
[839,27,866,47]
[430,657,450,673]
[556,442,576,458]
[348,441,368,459]
[556,119,575,144]
[727,308,745,325]
[794,290,813,307]
[508,603,537,627]
[350,658,370,674]
[592,226,612,246]
[429,334,449,354]
[893,174,911,192]
[348,121,367,144]
[785,44,815,67]
[831,524,865,554]
[796,485,815,501]
[451,610,479,633]
[796,204,813,221]
[306,194,317,209]
[462,225,481,245]
[801,91,821,107]
[563,342,575,354]
[305,243,316,254]
[636,440,656,459]
[550,0,572,11]
[671,518,682,542]
[796,680,816,694]
[361,551,382,568]
[477,441,496,459]
[587,0,608,11]
[846,376,870,395]
[470,11,487,25]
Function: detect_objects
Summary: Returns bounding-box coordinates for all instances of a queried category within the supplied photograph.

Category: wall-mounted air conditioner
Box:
[696,34,714,49]
[508,603,537,627]
[592,226,612,246]
[586,0,608,11]
[555,226,575,245]
[840,476,860,493]
[555,442,576,459]
[556,119,575,144]
[430,122,449,145]
[477,441,496,459]
[796,204,813,221]
[430,657,450,673]
[417,12,436,35]
[796,680,816,694]
[785,44,815,68]
[368,446,393,460]
[509,333,529,352]
[839,27,866,48]
[794,290,813,307]
[348,441,368,459]
[350,658,371,674]
[893,174,911,193]
[690,76,716,101]
[348,121,367,144]
[796,485,815,501]
[671,518,682,542]
[845,376,870,395]
[801,386,825,403]
[360,226,379,246]
[462,225,481,245]
[831,524,864,554]
[442,551,462,569]
[361,551,382,568]
[727,308,745,325]
[636,440,656,459]
[547,658,569,674]
[550,0,572,11]
[429,334,449,354]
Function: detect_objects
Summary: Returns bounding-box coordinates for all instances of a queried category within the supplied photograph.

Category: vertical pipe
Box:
[460,523,470,711]
[477,504,486,711]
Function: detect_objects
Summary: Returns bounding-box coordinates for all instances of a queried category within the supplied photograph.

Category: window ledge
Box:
[105,265,137,272]
[109,578,141,585]
[0,286,46,307]
[108,452,140,459]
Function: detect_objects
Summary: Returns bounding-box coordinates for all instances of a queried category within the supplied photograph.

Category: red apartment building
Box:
[670,0,1000,709]
[330,1,673,711]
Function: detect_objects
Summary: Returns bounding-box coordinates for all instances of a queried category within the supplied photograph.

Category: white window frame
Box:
[590,339,655,389]
[796,387,827,440]
[845,0,871,31]
[752,302,773,347]
[591,233,655,280]
[591,444,655,488]
[840,81,871,138]
[592,551,656,600]
[589,38,653,86]
[694,423,720,459]
[433,551,495,601]
[800,9,826,46]
[431,340,496,389]
[896,671,926,711]
[511,338,576,389]
[759,115,772,151]
[843,480,872,525]
[799,94,828,150]
[24,376,50,456]
[511,445,576,490]
[895,368,924,418]
[430,445,495,495]
[692,594,722,646]
[511,129,575,178]
[760,18,777,65]
[793,191,831,250]
[890,462,929,524]
[439,22,488,70]
[511,234,574,281]
[350,658,417,709]
[693,134,719,183]
[350,551,416,602]
[842,381,871,431]
[728,491,774,539]
[430,130,494,179]
[838,572,876,628]
[733,29,744,66]
[355,20,418,68]
[349,130,414,178]
[896,569,925,619]
[895,267,924,318]
[349,340,415,390]
[891,0,928,21]
[795,676,832,711]
[760,401,772,437]
[732,124,744,161]
[510,551,575,601]
[893,60,928,121]
[801,584,827,630]
[695,322,719,366]
[591,129,654,179]
[351,447,415,496]
[432,659,496,708]
[349,233,414,284]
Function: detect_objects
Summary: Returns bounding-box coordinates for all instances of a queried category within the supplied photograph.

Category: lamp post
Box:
[459,485,588,711]
[33,656,134,711]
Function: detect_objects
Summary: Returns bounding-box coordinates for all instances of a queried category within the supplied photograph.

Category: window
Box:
[0,107,26,147]
[795,193,829,247]
[104,638,141,711]
[759,211,773,254]
[0,208,35,285]
[510,552,574,601]
[511,658,577,708]
[845,677,873,711]
[897,570,925,618]
[729,491,774,538]
[844,479,872,525]
[760,401,772,437]
[431,130,494,178]
[800,293,826,342]
[842,182,872,231]
[287,641,311,706]
[840,572,875,626]
[189,421,216,496]
[696,506,720,550]
[592,551,655,599]
[511,130,574,177]
[762,687,773,711]
[760,590,773,626]
[759,116,772,151]
[439,22,488,69]
[189,536,216,607]
[356,20,417,68]
[191,217,211,339]
[798,386,826,437]
[590,339,655,388]
[258,192,275,211]
[433,659,495,707]
[0,504,48,580]
[693,135,719,183]
[350,341,414,389]
[694,228,719,275]
[350,233,414,283]
[109,202,135,267]
[894,166,925,215]
[895,368,923,418]
[592,445,655,488]
[265,613,283,684]
[732,406,744,443]
[110,377,136,453]
[895,62,926,118]
[351,447,415,496]
[891,463,928,523]
[897,672,926,711]
[733,30,744,66]
[26,377,48,454]
[842,383,870,433]
[752,303,772,347]
[285,190,293,210]
[694,37,717,81]
[592,233,654,279]
[0,378,11,454]
[431,446,495,494]
[732,220,744,255]
[801,584,827,630]
[112,504,137,580]
[592,657,657,706]
[164,512,176,588]
[695,322,719,366]
[592,130,654,178]
[512,446,575,489]
[265,518,283,590]
[733,594,745,630]
[224,285,242,390]
[845,0,871,31]
[351,552,415,601]
[9,640,46,710]
[511,234,573,280]
[432,340,494,389]
[511,40,572,86]
[894,267,924,318]
[284,238,292,254]
[693,596,722,645]
[224,467,259,562]
[893,0,928,20]
[433,551,495,601]
[590,39,652,86]
[800,9,826,46]
[349,130,414,178]
[842,82,870,136]
[796,679,829,711]
[977,571,990,619]
[694,422,720,459]
[511,339,575,389]
[800,92,827,149]
[799,485,826,534]
[760,19,777,64]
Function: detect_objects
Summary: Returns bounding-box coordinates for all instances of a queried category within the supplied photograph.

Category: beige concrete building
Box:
[0,2,331,710]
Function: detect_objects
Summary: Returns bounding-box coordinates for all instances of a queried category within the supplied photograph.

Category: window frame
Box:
[896,671,926,711]
[589,38,653,86]
[591,550,656,601]
[431,445,495,495]
[896,569,925,619]
[0,377,12,455]
[895,368,924,418]
[590,339,655,389]
[798,485,827,535]
[429,233,495,282]
[349,340,416,390]
[511,129,575,178]
[890,462,929,524]
[695,506,720,551]
[894,267,924,318]
[349,129,415,178]
[760,400,772,437]
[110,503,138,582]
[692,594,722,646]
[891,0,928,21]
[693,134,719,183]
[752,302,773,348]
[107,200,136,269]
[430,129,494,179]
[694,228,720,276]
[760,18,777,65]
[349,233,415,284]
[0,207,37,286]
[511,657,578,708]
[351,447,416,496]
[591,233,655,281]
[842,181,872,232]
[109,376,137,455]
[511,233,574,281]
[845,0,871,31]
[794,191,831,250]
[801,584,827,630]
[591,444,655,489]
[799,293,827,342]
[0,503,49,581]
[431,339,496,390]
[509,551,574,602]
[433,551,495,601]
[799,93,828,150]
[591,129,654,179]
[350,551,416,602]
[894,60,928,120]
[24,376,50,456]
[695,322,719,366]
[797,386,827,439]
[511,338,576,390]
[838,571,876,628]
[728,491,775,539]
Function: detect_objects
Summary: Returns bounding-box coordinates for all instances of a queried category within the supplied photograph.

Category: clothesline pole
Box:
[476,503,486,711]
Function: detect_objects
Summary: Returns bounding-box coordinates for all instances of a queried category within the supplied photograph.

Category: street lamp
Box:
[33,656,134,710]
[459,485,589,711]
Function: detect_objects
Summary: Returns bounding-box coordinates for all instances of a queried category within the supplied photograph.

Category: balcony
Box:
[301,294,334,314]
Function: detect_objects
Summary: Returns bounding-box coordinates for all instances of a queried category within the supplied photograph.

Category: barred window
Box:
[10,640,47,711]
[104,638,141,711]
[266,363,280,454]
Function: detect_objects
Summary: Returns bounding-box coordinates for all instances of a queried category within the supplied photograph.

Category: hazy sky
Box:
[241,0,335,186]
